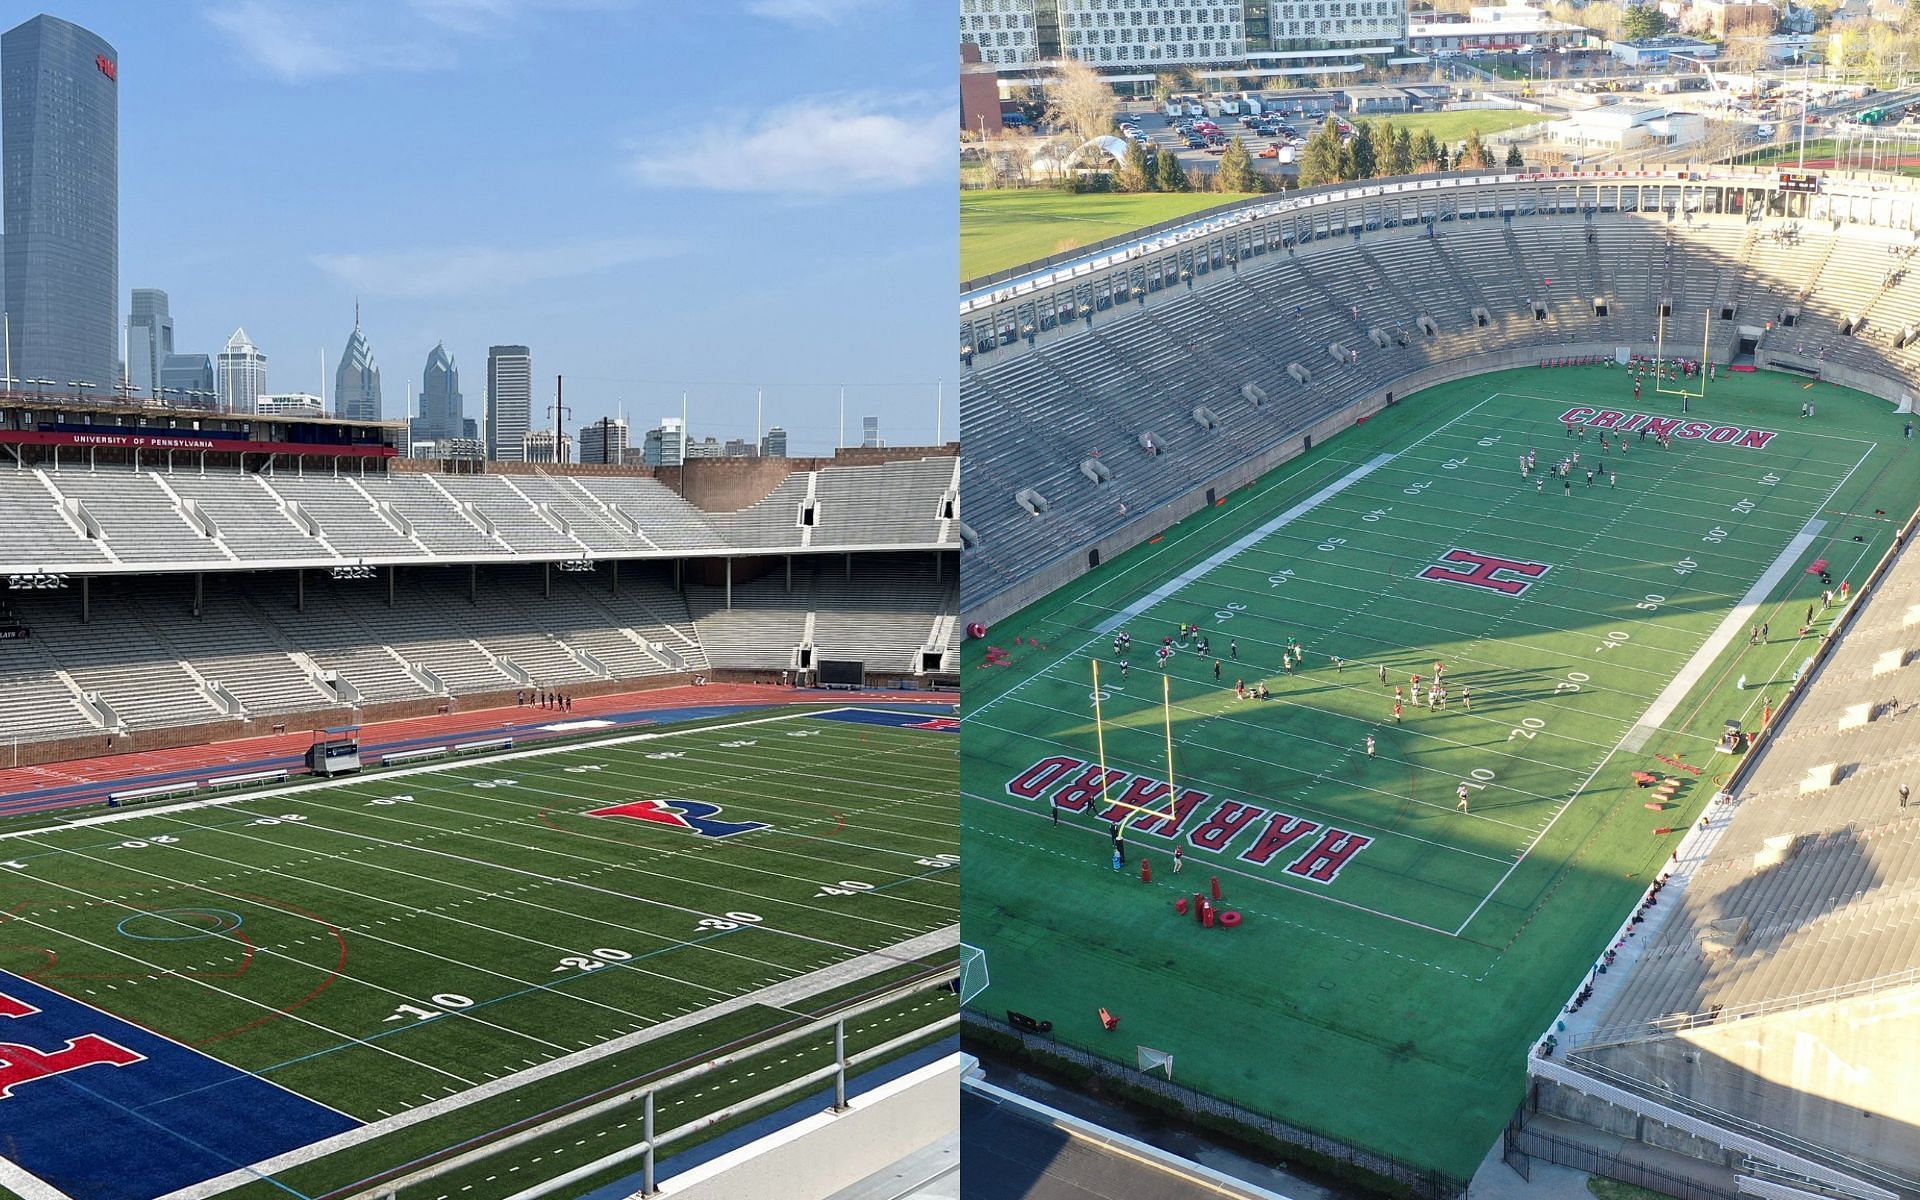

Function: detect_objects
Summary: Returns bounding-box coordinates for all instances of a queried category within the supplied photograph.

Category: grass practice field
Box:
[1370,109,1547,144]
[962,190,1255,280]
[0,705,958,1200]
[960,365,1920,1179]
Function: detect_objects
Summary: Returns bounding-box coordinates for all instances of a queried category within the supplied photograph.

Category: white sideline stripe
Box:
[965,1076,1300,1200]
[1455,514,1835,936]
[0,706,904,841]
[1627,516,1827,750]
[1095,452,1396,636]
[158,925,959,1200]
[0,1159,71,1200]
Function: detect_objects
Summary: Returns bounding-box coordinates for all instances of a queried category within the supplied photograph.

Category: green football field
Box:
[0,706,957,1200]
[960,365,1920,1179]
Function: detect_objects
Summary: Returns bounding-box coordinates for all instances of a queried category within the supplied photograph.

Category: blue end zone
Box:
[0,971,359,1200]
[811,708,959,733]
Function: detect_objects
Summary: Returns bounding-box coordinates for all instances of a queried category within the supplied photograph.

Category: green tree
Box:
[1349,122,1379,179]
[1336,137,1357,181]
[1388,125,1415,176]
[1463,127,1493,170]
[1621,3,1668,40]
[1156,145,1190,191]
[1506,142,1525,169]
[1436,142,1451,171]
[1298,119,1344,186]
[1413,129,1441,168]
[1216,136,1260,192]
[1116,137,1154,192]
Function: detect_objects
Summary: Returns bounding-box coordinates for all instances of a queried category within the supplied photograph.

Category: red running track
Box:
[0,684,952,819]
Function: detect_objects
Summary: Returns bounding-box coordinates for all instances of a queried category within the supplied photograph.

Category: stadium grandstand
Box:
[1527,510,1920,1199]
[0,392,960,1200]
[960,165,1917,625]
[960,164,1920,1200]
[0,394,958,772]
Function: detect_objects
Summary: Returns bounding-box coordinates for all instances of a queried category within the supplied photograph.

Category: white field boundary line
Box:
[965,1075,1301,1200]
[1093,451,1398,637]
[162,924,960,1200]
[1057,456,1364,615]
[971,395,1504,723]
[1451,509,1838,939]
[0,707,898,842]
[1627,516,1830,749]
[1623,438,1868,746]
[0,1160,68,1200]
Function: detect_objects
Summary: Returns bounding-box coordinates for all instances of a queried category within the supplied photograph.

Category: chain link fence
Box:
[1505,1116,1743,1200]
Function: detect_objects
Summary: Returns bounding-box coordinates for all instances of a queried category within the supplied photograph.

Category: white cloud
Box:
[203,0,622,81]
[745,0,881,24]
[626,96,954,195]
[202,2,390,81]
[311,235,683,299]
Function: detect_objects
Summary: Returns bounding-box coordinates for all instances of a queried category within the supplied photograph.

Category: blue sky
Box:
[62,0,955,454]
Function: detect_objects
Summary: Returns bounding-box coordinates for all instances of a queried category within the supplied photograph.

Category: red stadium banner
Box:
[0,430,396,458]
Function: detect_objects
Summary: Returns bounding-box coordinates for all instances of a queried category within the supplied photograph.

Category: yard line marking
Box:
[0,707,878,841]
[159,926,958,1200]
[971,394,1504,725]
[1093,451,1399,636]
[1623,513,1833,754]
[0,874,480,1089]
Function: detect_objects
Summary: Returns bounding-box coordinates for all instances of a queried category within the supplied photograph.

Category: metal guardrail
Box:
[1543,1055,1913,1198]
[356,968,959,1200]
[1576,964,1920,1049]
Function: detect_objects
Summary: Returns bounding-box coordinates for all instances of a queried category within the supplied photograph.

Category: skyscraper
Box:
[486,345,531,462]
[217,328,267,414]
[2,16,119,393]
[159,352,214,405]
[412,342,466,446]
[334,306,381,421]
[127,289,172,399]
[579,416,628,465]
[643,417,685,467]
[761,426,789,458]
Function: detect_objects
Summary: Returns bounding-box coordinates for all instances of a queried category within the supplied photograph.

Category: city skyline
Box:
[90,1,952,453]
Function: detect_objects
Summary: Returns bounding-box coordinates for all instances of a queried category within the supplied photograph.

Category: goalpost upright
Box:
[1654,306,1712,404]
[1085,659,1179,831]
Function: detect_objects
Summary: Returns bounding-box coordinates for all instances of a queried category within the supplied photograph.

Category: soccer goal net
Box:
[1136,1045,1174,1079]
[958,943,990,1005]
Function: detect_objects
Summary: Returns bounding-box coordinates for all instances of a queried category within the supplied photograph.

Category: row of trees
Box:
[1294,118,1521,187]
[1093,116,1528,195]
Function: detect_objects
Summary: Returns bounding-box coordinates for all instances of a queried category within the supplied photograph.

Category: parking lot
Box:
[1115,98,1343,181]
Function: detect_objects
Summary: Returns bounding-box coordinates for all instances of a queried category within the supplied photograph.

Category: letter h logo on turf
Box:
[0,993,143,1099]
[1418,548,1552,596]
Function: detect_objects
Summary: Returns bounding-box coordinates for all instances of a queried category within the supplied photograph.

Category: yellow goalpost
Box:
[1653,306,1713,402]
[1088,659,1179,830]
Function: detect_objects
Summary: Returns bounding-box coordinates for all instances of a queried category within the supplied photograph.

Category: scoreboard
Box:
[1778,171,1822,195]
